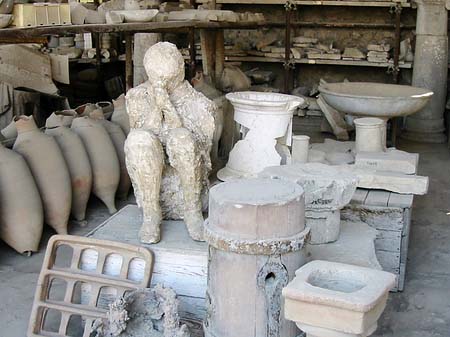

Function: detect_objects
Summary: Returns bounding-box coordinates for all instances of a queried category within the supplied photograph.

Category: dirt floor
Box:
[0,137,449,337]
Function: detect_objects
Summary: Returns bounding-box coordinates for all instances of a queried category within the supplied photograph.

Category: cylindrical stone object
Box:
[205,178,309,337]
[415,0,448,36]
[404,35,448,143]
[354,117,385,153]
[291,135,310,164]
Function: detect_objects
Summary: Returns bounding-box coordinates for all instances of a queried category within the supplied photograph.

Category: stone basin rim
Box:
[319,82,434,100]
[226,91,304,107]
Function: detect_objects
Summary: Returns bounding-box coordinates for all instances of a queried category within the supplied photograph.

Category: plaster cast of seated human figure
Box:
[124,42,217,243]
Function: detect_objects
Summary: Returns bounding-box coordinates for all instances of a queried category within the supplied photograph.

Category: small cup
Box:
[292,135,310,163]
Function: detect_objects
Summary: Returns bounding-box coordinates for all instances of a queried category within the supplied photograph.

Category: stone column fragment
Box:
[204,178,309,337]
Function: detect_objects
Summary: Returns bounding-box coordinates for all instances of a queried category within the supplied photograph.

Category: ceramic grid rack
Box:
[27,235,154,337]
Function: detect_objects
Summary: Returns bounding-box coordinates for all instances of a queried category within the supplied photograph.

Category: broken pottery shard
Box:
[92,285,190,337]
[259,163,358,244]
[307,220,382,270]
[342,47,366,60]
[367,43,390,52]
[260,163,358,209]
[336,165,429,195]
[355,148,419,174]
[292,36,318,44]
[317,96,349,141]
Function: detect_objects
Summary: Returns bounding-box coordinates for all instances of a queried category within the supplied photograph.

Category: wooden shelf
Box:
[187,54,412,68]
[195,0,411,7]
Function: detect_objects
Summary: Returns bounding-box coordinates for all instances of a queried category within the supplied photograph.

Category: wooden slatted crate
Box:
[341,188,413,291]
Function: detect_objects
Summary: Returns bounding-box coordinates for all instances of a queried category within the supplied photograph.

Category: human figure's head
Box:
[143,42,185,93]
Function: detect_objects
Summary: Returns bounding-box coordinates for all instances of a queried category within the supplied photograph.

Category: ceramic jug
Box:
[0,143,44,253]
[90,110,131,200]
[111,94,130,135]
[46,117,93,222]
[71,116,120,214]
[13,116,71,234]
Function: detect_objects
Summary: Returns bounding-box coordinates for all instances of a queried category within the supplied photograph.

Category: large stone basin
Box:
[319,82,433,118]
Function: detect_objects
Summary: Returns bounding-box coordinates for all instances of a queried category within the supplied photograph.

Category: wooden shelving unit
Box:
[194,0,413,92]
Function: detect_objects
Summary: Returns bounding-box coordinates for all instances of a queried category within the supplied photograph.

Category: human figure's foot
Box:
[184,210,205,242]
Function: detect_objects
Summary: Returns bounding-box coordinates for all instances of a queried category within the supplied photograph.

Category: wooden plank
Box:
[87,205,208,321]
[342,205,404,231]
[375,230,402,253]
[388,193,414,208]
[351,188,369,205]
[196,0,411,6]
[376,250,400,272]
[0,21,195,39]
[365,190,390,207]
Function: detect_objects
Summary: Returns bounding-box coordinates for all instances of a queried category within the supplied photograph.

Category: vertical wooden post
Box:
[215,30,225,87]
[125,33,133,92]
[392,4,402,84]
[200,29,216,83]
[283,1,295,94]
[188,28,196,81]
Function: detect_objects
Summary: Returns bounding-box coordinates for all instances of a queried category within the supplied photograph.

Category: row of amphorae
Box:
[0,95,131,254]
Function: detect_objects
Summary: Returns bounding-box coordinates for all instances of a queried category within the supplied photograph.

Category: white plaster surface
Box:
[307,220,382,270]
[218,92,302,180]
[335,165,429,195]
[355,149,419,174]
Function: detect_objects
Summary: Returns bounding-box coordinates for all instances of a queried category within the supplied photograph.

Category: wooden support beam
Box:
[199,30,216,83]
[214,30,224,87]
[125,33,133,92]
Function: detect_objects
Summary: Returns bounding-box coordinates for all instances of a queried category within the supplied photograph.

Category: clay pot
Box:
[91,111,131,200]
[75,103,97,117]
[46,110,77,128]
[46,124,93,222]
[0,120,17,147]
[0,143,43,253]
[71,116,120,214]
[13,116,71,234]
[111,94,130,135]
[96,101,114,120]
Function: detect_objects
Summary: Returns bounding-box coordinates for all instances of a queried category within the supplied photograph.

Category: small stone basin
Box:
[319,82,433,119]
[307,270,366,293]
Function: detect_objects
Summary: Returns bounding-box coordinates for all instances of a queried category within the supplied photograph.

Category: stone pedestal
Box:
[204,178,309,337]
[354,117,385,153]
[403,0,448,143]
[259,163,358,244]
[217,92,303,181]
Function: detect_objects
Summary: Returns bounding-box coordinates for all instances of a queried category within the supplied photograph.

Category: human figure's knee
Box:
[166,128,198,165]
[125,129,164,163]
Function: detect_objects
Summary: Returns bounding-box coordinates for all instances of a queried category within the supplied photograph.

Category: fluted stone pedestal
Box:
[403,0,448,143]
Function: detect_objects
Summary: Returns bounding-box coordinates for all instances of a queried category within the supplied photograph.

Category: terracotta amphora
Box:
[0,143,44,253]
[90,109,131,200]
[111,94,130,135]
[0,120,17,147]
[13,116,71,234]
[71,116,120,214]
[46,115,92,222]
[46,110,77,128]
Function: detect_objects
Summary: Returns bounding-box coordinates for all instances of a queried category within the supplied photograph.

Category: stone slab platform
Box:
[86,204,208,323]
